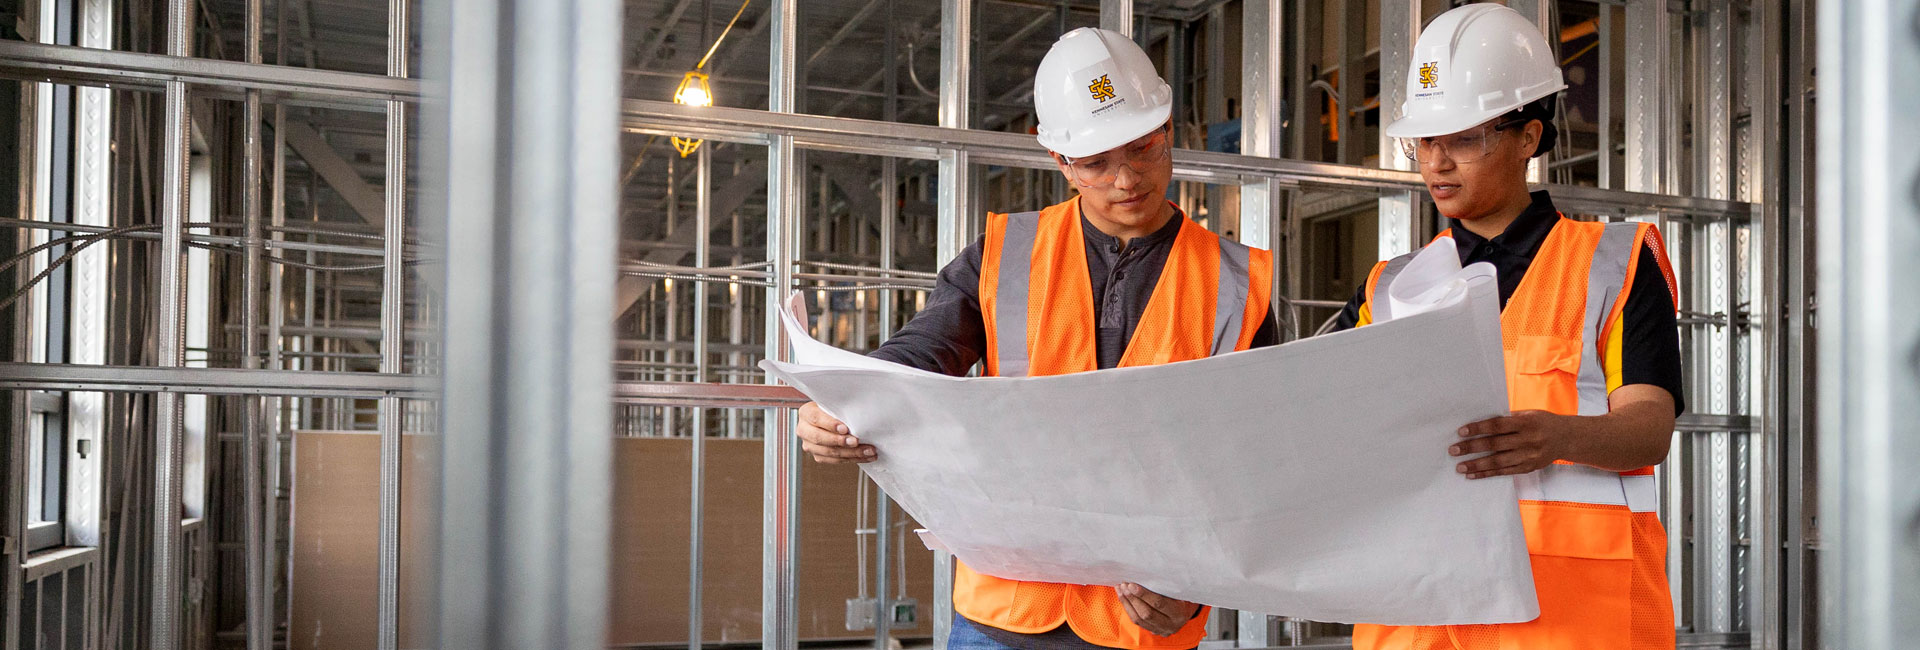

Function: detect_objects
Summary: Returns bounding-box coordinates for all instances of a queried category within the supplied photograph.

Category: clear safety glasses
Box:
[1059,127,1172,188]
[1398,117,1526,165]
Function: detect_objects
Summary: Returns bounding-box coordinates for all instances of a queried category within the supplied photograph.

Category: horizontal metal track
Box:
[614,381,807,408]
[627,99,1755,218]
[0,40,415,108]
[1675,413,1755,433]
[0,363,808,408]
[0,362,430,398]
[0,42,1755,219]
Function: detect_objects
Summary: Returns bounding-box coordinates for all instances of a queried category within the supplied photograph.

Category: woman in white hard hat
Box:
[794,26,1283,650]
[1329,5,1684,649]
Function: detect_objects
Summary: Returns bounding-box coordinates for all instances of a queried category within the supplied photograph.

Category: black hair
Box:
[1507,96,1558,158]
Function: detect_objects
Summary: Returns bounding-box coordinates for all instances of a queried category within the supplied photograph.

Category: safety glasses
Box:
[1398,117,1527,165]
[1058,127,1171,189]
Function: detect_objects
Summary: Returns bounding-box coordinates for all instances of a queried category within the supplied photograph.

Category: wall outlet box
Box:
[845,597,919,631]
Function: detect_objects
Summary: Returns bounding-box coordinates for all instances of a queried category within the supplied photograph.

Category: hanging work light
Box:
[672,70,714,157]
[668,0,750,157]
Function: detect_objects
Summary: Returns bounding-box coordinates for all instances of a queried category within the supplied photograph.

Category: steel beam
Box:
[611,159,768,320]
[804,0,887,69]
[633,0,701,71]
[1816,1,1920,648]
[281,120,385,226]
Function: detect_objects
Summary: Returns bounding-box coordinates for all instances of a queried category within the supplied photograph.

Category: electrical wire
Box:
[2,223,413,313]
[0,224,161,274]
[0,225,157,312]
[693,0,752,71]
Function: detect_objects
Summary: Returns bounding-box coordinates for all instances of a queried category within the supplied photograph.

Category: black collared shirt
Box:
[1329,191,1686,415]
[869,202,1279,375]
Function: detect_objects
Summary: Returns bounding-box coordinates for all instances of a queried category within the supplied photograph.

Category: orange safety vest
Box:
[956,198,1273,650]
[1350,215,1679,650]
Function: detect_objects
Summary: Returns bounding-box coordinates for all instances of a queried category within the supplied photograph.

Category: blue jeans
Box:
[948,613,1185,650]
[947,615,1025,650]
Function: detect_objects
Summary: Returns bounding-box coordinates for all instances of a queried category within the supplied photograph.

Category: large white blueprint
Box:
[761,240,1540,625]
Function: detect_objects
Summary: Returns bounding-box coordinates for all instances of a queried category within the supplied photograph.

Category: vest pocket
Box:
[1505,501,1634,649]
[1506,335,1582,415]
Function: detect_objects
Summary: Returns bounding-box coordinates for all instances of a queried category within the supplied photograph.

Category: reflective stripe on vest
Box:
[1575,223,1641,416]
[1213,239,1252,356]
[992,211,1042,378]
[991,211,1253,376]
[1517,463,1661,513]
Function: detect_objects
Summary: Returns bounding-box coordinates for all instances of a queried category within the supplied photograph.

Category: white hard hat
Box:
[1033,27,1173,159]
[1383,4,1566,138]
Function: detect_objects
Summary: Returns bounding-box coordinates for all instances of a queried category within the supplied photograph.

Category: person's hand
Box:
[796,401,876,464]
[1450,410,1575,479]
[1115,582,1200,638]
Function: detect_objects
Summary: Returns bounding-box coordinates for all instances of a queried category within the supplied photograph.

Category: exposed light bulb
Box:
[676,84,712,108]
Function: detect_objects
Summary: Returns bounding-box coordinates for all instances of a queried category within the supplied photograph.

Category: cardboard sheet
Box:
[762,244,1539,625]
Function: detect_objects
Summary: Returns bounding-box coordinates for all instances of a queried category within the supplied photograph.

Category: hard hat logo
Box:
[1088,74,1119,103]
[1418,62,1439,90]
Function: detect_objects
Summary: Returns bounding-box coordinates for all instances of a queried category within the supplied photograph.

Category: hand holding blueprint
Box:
[761,239,1540,625]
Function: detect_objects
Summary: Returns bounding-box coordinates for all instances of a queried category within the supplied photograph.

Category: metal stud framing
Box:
[0,2,1837,649]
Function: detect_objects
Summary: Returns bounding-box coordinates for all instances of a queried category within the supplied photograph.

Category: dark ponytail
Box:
[1513,97,1558,158]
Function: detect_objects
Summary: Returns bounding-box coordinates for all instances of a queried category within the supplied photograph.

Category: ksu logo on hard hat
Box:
[1418,61,1439,89]
[1088,74,1118,103]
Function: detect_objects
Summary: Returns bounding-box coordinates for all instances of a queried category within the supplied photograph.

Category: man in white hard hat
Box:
[793,27,1282,650]
[1329,5,1683,648]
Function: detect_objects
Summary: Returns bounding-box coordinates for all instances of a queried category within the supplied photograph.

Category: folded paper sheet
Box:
[761,242,1539,625]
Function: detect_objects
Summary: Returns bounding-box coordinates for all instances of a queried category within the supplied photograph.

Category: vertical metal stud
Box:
[1743,0,1785,647]
[1239,0,1283,253]
[69,0,113,569]
[1817,1,1920,648]
[931,2,973,647]
[376,0,411,646]
[689,143,711,650]
[1378,0,1420,261]
[1598,4,1614,190]
[1695,0,1737,633]
[764,2,802,650]
[937,0,974,266]
[1101,0,1131,38]
[1506,0,1551,182]
[1237,3,1285,638]
[242,0,271,645]
[428,0,623,646]
[152,0,195,645]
